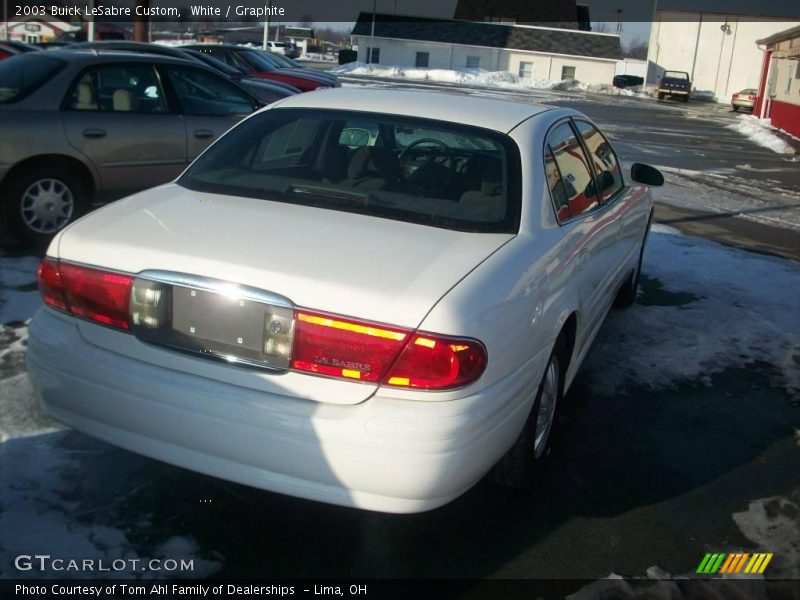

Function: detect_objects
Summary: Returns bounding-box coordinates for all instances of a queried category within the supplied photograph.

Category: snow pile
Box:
[332,62,647,97]
[733,490,800,579]
[585,225,800,400]
[727,115,796,155]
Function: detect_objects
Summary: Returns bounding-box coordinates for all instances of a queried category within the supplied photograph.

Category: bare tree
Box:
[625,36,649,60]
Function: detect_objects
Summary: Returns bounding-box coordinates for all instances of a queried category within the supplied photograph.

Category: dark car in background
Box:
[184,44,340,92]
[612,74,644,88]
[0,50,265,243]
[657,71,691,102]
[69,41,300,103]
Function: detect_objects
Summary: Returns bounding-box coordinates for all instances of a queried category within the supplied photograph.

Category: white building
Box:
[646,11,800,102]
[351,13,622,86]
[1,17,78,43]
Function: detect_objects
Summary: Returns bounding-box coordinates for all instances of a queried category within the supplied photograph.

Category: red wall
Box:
[769,100,800,139]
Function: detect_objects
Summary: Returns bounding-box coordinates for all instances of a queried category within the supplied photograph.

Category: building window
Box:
[466,56,480,69]
[518,61,533,78]
[561,66,576,81]
[415,52,429,68]
[368,47,380,64]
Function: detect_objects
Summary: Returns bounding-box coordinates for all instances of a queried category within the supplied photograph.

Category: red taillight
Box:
[37,258,67,311]
[37,259,133,331]
[383,334,487,390]
[291,311,410,382]
[291,310,487,390]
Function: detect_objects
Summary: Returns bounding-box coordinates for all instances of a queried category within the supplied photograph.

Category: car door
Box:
[158,64,259,161]
[573,119,646,295]
[61,62,187,200]
[544,120,619,344]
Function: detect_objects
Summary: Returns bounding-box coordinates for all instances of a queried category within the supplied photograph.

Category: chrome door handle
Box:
[576,249,589,271]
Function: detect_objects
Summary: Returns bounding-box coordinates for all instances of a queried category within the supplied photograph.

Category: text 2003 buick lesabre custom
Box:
[28,88,663,513]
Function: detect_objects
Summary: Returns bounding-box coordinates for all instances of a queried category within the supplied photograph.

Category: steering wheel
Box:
[398,138,455,196]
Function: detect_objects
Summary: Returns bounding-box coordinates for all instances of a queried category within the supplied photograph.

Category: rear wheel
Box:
[657,92,664,100]
[683,95,689,103]
[2,166,89,245]
[493,340,564,489]
[732,105,739,112]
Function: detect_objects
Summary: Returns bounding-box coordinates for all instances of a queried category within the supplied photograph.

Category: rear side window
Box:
[545,122,598,221]
[0,54,66,104]
[66,64,167,113]
[574,120,623,203]
[161,66,254,116]
[179,108,521,233]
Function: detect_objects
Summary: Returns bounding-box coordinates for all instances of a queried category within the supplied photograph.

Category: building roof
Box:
[756,24,800,46]
[272,87,552,133]
[352,13,621,60]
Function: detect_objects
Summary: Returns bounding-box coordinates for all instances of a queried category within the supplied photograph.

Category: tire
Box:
[657,92,664,100]
[614,211,653,308]
[493,339,564,489]
[1,166,89,246]
[683,95,689,103]
[732,106,739,112]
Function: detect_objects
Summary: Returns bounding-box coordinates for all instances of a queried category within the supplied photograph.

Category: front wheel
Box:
[2,167,89,245]
[493,343,564,489]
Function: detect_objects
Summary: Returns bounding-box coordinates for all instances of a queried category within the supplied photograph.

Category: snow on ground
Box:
[0,255,41,324]
[0,432,222,579]
[728,115,796,155]
[584,225,800,401]
[733,489,800,579]
[646,166,800,232]
[332,61,649,98]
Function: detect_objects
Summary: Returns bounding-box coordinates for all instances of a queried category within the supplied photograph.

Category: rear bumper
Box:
[27,308,544,513]
[732,99,754,108]
[658,88,689,95]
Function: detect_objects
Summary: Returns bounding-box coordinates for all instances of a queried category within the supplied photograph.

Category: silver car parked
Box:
[0,50,264,243]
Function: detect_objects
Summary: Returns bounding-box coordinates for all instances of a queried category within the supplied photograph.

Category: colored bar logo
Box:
[696,552,773,574]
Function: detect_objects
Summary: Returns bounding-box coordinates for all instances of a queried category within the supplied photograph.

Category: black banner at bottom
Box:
[2,578,800,600]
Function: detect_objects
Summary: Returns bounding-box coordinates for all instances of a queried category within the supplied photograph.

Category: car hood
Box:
[56,183,514,329]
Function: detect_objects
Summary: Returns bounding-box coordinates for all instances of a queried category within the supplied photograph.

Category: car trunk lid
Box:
[55,184,514,404]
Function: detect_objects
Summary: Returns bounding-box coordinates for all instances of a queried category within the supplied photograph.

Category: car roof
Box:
[272,88,551,133]
[31,48,197,66]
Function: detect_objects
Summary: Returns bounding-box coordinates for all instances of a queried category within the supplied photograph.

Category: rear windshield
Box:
[663,71,689,80]
[0,54,66,104]
[179,108,521,233]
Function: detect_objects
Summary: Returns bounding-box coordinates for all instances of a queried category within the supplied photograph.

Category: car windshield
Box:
[239,50,277,71]
[0,53,65,104]
[179,108,520,233]
[664,71,689,80]
[741,88,757,95]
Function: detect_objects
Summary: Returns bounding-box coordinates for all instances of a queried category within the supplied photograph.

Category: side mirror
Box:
[631,163,664,187]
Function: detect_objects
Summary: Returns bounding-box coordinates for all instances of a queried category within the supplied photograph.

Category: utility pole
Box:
[262,0,270,50]
[368,0,376,64]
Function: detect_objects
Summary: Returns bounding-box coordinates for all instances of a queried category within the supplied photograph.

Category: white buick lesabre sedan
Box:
[28,88,663,513]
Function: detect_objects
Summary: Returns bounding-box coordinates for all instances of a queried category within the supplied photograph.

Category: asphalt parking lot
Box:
[1,79,798,587]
